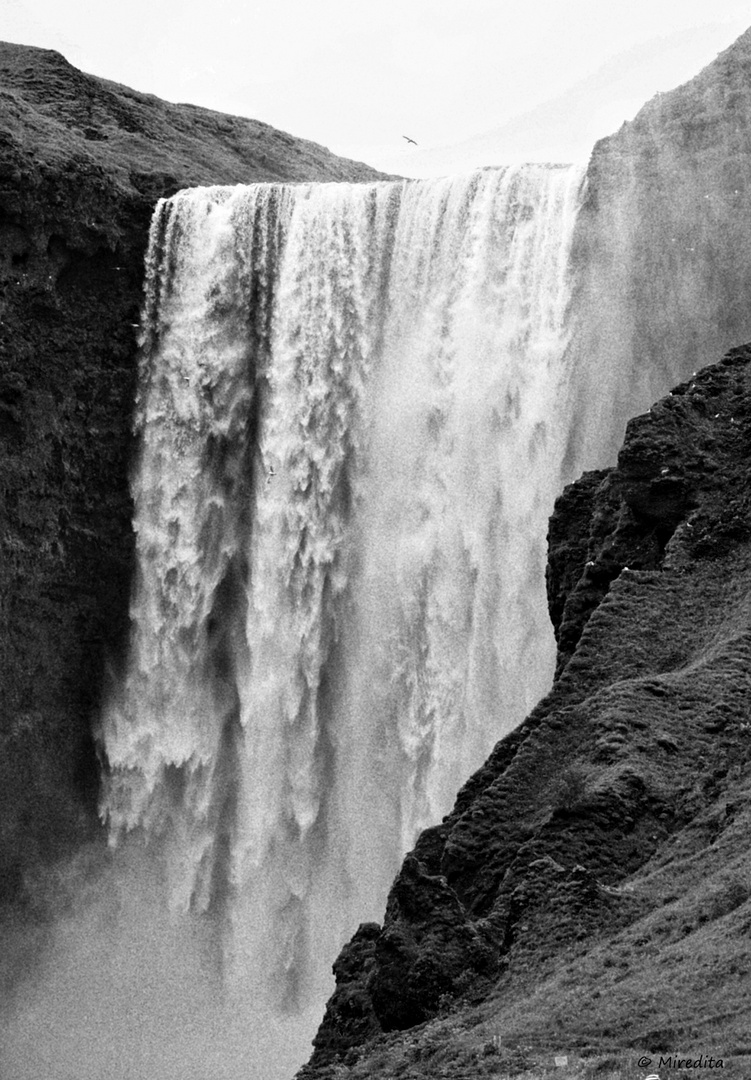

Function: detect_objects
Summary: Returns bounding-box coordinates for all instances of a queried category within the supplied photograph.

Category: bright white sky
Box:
[2,0,750,170]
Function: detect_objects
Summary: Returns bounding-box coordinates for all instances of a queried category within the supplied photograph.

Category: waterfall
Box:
[98,165,585,1059]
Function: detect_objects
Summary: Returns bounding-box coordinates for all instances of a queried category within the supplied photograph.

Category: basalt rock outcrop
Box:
[300,347,751,1077]
[0,41,384,921]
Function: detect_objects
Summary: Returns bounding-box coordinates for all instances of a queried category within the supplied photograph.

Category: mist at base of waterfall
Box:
[0,843,318,1080]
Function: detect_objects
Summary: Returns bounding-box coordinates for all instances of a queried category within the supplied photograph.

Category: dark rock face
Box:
[301,347,751,1075]
[549,352,751,675]
[308,923,382,1066]
[0,42,385,916]
[368,853,497,1032]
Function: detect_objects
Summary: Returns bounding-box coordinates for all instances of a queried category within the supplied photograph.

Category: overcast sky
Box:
[3,0,750,169]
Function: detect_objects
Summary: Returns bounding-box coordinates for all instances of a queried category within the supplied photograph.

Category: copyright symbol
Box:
[638,1056,652,1067]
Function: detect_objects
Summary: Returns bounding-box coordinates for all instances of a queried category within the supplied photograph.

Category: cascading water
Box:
[99,165,586,1066]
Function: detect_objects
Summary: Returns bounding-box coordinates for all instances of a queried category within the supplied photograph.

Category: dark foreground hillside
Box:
[300,346,751,1079]
[0,41,384,929]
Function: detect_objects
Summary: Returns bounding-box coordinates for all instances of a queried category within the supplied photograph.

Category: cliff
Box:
[0,41,384,925]
[5,25,751,1074]
[298,29,751,1078]
[300,345,751,1078]
[564,25,751,470]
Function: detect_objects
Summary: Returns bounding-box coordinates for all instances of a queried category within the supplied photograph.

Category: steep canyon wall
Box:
[3,26,751,1079]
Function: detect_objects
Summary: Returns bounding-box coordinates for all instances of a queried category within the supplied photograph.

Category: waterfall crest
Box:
[99,165,585,1016]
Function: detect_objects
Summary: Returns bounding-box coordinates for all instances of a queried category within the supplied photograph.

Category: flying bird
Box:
[402,135,418,146]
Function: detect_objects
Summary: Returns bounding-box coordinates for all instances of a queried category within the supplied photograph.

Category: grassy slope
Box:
[0,41,386,196]
[299,352,751,1078]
